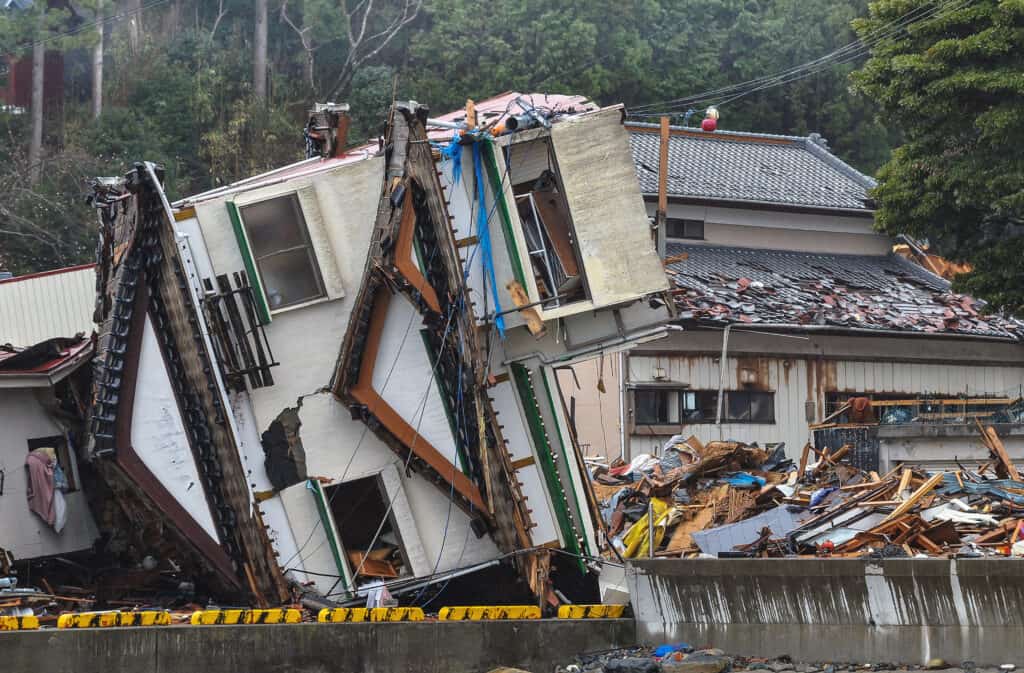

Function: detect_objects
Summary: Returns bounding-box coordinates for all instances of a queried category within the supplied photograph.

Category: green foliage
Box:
[852,0,1024,313]
[0,0,905,276]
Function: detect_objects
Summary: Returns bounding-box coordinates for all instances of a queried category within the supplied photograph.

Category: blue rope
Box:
[471,140,506,336]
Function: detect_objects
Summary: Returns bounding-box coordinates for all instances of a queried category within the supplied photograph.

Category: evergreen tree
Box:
[853,0,1024,313]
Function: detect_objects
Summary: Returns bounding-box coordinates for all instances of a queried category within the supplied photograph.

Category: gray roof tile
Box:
[666,243,1023,339]
[628,125,875,212]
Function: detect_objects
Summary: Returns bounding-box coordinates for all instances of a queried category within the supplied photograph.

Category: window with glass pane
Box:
[240,195,325,310]
[682,391,718,422]
[635,390,679,425]
[723,391,775,423]
[665,218,705,240]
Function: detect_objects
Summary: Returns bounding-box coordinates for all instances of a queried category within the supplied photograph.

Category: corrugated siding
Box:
[0,266,95,346]
[628,354,1024,458]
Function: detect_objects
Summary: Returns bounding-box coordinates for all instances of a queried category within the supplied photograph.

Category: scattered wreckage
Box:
[594,425,1024,559]
[2,93,673,621]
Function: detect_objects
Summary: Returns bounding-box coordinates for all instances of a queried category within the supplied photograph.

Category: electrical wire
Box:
[628,0,950,112]
[628,0,973,116]
[3,0,173,57]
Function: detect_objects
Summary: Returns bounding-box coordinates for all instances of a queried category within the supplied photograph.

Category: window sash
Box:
[633,388,775,425]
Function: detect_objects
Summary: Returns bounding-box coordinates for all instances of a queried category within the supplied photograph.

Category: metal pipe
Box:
[647,502,655,559]
[714,324,731,435]
[425,118,466,131]
[618,350,628,463]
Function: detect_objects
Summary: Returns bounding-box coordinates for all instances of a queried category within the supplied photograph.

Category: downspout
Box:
[715,324,731,440]
[618,350,628,462]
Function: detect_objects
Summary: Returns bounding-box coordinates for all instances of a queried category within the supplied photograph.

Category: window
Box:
[726,391,775,424]
[633,389,774,426]
[666,218,704,240]
[239,194,325,310]
[324,475,411,585]
[635,389,679,425]
[27,435,77,491]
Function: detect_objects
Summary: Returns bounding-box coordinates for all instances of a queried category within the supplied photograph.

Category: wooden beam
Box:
[883,472,946,523]
[982,424,1020,481]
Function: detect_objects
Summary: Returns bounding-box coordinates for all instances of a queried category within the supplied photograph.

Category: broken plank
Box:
[883,472,947,523]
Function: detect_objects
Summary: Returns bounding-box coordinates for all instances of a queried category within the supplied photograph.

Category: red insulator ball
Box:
[701,117,717,132]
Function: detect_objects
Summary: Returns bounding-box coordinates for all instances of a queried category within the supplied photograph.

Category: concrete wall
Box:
[878,423,1024,472]
[628,558,1024,665]
[1,619,636,673]
[0,388,98,560]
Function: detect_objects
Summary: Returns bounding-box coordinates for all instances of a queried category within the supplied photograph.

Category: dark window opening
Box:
[27,435,77,492]
[634,389,775,425]
[507,138,587,308]
[324,475,411,585]
[666,218,704,240]
[240,194,325,310]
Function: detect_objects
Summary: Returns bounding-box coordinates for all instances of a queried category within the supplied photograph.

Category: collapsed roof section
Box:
[666,243,1024,340]
[88,164,288,603]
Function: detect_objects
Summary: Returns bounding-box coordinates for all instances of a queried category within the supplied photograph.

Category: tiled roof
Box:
[666,243,1023,340]
[628,125,876,212]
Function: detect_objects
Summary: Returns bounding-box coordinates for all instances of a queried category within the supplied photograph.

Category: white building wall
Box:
[653,202,892,255]
[187,156,501,586]
[0,265,96,346]
[0,388,98,560]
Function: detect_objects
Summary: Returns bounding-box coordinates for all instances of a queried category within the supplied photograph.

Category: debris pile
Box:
[593,427,1024,559]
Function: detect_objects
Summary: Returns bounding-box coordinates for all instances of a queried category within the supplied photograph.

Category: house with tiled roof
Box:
[563,123,1024,474]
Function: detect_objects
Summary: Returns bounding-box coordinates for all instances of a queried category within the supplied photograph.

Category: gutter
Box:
[502,326,669,367]
[682,321,1022,344]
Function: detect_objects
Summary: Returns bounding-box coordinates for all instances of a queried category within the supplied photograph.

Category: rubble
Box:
[593,425,1024,559]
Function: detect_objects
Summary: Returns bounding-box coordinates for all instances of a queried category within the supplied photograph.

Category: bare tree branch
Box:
[326,0,420,99]
[208,0,228,43]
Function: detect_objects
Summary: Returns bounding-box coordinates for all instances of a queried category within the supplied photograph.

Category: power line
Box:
[628,0,972,116]
[4,0,172,57]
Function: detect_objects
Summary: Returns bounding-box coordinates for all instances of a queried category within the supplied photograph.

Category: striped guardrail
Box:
[57,611,171,628]
[317,607,424,623]
[1,615,39,631]
[438,605,541,620]
[190,608,301,625]
[556,604,626,619]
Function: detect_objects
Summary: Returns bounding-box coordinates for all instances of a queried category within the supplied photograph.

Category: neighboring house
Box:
[84,94,670,605]
[0,264,96,346]
[566,123,1024,473]
[0,336,98,562]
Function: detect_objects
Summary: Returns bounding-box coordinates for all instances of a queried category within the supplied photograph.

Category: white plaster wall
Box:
[0,389,98,560]
[655,202,892,255]
[131,317,219,541]
[192,156,503,581]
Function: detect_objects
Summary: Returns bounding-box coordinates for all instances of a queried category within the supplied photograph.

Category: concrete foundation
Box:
[1,618,636,673]
[628,558,1024,666]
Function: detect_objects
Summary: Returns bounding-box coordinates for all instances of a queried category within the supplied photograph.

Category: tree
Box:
[91,1,106,118]
[852,0,1024,313]
[253,0,267,102]
[324,0,421,99]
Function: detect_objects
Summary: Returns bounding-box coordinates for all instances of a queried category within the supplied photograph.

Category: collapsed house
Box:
[566,123,1024,473]
[79,94,671,606]
[0,337,97,564]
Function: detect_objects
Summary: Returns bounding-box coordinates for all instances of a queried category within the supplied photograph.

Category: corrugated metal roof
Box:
[0,264,96,346]
[666,243,1024,339]
[627,124,876,212]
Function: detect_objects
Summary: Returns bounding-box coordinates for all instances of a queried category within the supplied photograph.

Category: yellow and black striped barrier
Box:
[556,604,626,619]
[57,610,171,629]
[189,608,301,625]
[317,607,424,623]
[438,605,541,621]
[0,615,39,631]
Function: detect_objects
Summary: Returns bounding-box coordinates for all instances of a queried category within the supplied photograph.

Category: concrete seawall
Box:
[628,558,1024,665]
[1,618,635,673]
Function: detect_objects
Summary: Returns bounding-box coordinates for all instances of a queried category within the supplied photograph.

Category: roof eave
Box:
[644,193,876,218]
[674,319,1022,344]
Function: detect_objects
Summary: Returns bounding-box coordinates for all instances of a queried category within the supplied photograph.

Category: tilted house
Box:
[86,94,671,604]
[568,123,1024,473]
